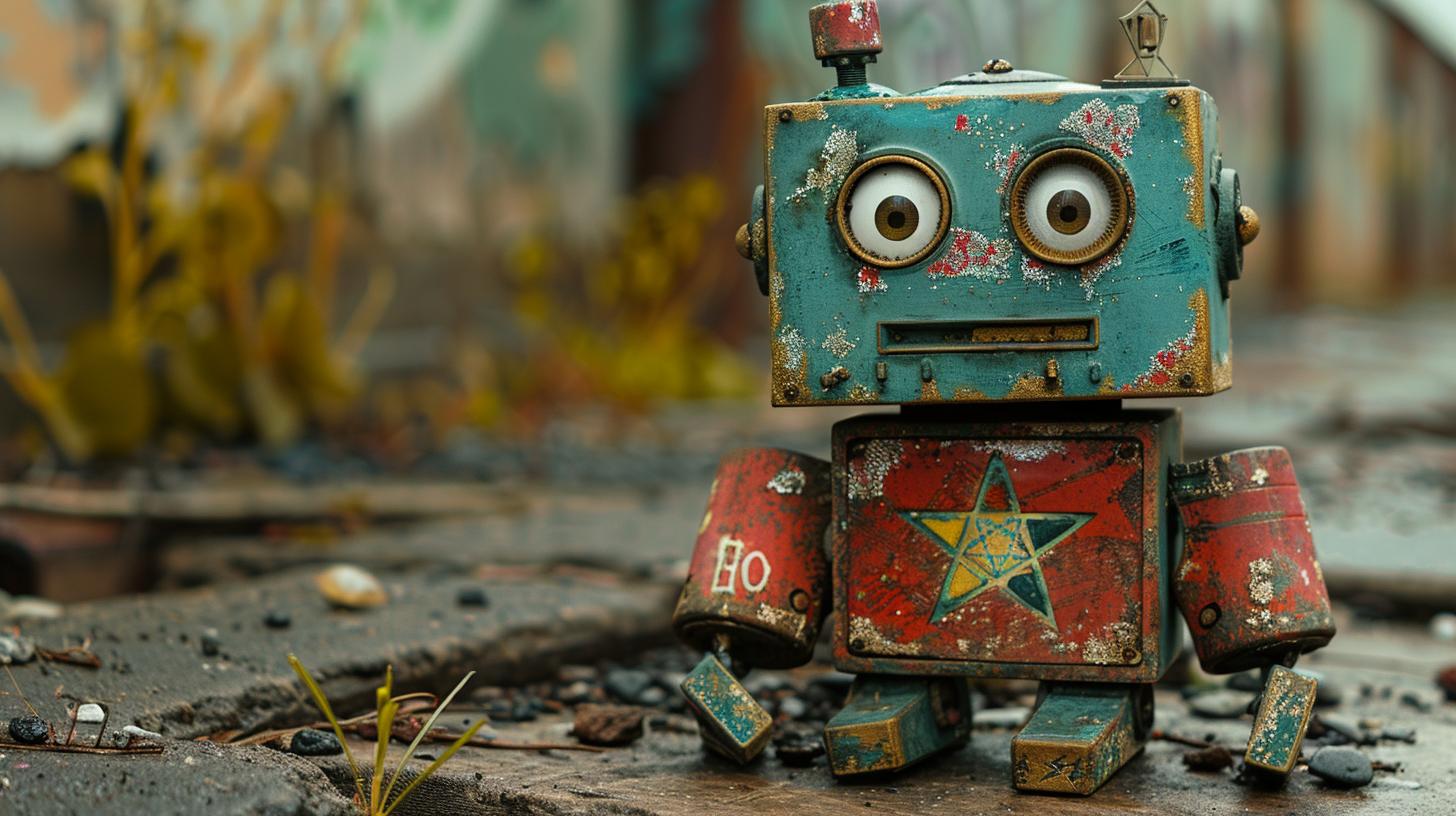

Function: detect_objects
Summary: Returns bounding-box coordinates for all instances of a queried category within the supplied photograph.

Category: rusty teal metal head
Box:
[745,4,1255,407]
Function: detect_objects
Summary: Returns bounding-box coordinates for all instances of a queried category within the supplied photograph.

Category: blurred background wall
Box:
[0,0,1450,463]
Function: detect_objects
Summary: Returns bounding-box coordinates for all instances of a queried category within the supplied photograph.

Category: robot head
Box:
[737,1,1259,407]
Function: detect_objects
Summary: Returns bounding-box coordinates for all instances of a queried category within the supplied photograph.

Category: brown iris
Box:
[874,195,920,241]
[1047,189,1091,235]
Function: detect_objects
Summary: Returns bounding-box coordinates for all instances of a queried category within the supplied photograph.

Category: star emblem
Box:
[900,455,1091,628]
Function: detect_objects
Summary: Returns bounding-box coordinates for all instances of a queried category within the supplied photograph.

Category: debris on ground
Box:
[1307,745,1375,788]
[1189,690,1254,720]
[288,728,343,756]
[315,564,388,609]
[571,704,645,746]
[0,632,36,664]
[1181,744,1234,772]
[773,723,825,767]
[7,714,48,744]
[1434,664,1456,701]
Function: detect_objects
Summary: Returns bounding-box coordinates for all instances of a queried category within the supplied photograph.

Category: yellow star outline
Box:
[900,455,1092,629]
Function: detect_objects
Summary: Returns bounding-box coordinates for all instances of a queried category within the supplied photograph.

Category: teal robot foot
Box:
[1012,682,1154,795]
[823,675,972,777]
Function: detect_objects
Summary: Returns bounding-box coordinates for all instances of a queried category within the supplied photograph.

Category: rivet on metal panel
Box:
[920,358,934,382]
[875,361,889,383]
[1045,359,1060,384]
[1166,92,1181,108]
[791,589,810,612]
[779,109,793,123]
[1088,361,1103,383]
[1199,603,1221,628]
[1178,372,1196,388]
[1117,443,1139,461]
[821,366,851,390]
[784,384,801,400]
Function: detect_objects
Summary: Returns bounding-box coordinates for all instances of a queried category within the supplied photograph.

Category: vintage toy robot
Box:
[673,1,1335,795]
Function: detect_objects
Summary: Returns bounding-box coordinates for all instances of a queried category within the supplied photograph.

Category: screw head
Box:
[779,109,793,123]
[1199,603,1221,628]
[1166,92,1181,108]
[790,589,810,613]
[1179,372,1196,388]
[784,384,800,401]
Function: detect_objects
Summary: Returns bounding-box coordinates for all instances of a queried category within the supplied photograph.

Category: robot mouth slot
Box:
[877,317,1099,354]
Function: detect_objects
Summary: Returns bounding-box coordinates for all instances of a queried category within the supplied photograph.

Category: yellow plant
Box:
[288,655,485,816]
[0,0,385,461]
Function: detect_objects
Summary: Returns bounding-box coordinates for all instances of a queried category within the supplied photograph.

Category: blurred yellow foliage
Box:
[0,0,380,462]
[472,174,755,427]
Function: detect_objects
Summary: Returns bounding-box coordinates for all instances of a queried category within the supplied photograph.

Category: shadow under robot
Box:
[673,0,1335,795]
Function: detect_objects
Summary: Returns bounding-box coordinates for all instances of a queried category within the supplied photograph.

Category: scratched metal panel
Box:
[830,411,1180,683]
[763,86,1231,406]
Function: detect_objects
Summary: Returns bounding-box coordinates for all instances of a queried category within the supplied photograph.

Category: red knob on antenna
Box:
[809,1,882,62]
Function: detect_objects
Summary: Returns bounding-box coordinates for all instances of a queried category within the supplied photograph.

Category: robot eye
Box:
[1010,148,1130,265]
[837,156,950,268]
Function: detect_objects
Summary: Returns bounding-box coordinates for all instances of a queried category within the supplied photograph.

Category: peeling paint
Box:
[856,265,887,294]
[766,465,807,495]
[1059,99,1141,158]
[927,228,1013,280]
[847,439,900,500]
[788,126,858,204]
[822,327,857,359]
[970,440,1068,463]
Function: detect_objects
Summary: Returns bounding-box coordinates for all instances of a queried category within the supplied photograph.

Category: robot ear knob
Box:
[1236,205,1261,246]
[808,1,883,61]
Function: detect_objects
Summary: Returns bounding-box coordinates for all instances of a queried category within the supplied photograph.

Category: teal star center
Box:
[900,455,1091,629]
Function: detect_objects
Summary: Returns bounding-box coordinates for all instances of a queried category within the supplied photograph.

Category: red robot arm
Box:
[1170,446,1336,674]
[673,448,833,669]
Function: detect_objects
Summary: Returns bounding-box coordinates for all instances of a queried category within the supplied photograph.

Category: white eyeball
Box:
[839,159,948,267]
[1010,149,1129,265]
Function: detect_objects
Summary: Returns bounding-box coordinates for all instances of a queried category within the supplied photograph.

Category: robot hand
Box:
[673,448,833,762]
[1171,447,1336,776]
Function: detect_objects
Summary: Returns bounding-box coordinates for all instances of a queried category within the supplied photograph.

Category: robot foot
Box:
[824,675,972,777]
[680,654,773,764]
[1244,665,1318,778]
[1012,682,1153,795]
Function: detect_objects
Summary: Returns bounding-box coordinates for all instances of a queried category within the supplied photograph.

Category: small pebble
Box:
[1182,744,1234,772]
[122,725,163,741]
[1398,691,1433,713]
[1307,745,1373,788]
[1189,690,1253,720]
[75,703,106,724]
[264,610,292,629]
[2,597,61,622]
[289,728,343,756]
[1316,715,1363,745]
[456,587,490,608]
[316,564,389,609]
[0,633,36,665]
[775,736,825,767]
[604,669,655,703]
[8,715,48,744]
[201,628,221,657]
[1381,726,1417,744]
[1226,671,1262,692]
[973,707,1030,730]
[778,696,808,720]
[557,680,595,705]
[571,704,644,747]
[1429,612,1456,641]
[1437,665,1456,702]
[637,686,669,708]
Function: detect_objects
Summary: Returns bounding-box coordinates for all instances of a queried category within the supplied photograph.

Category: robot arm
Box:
[672,447,833,762]
[1170,446,1336,775]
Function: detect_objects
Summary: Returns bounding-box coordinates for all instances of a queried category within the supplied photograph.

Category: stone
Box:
[2,596,62,621]
[456,587,490,607]
[973,707,1030,730]
[315,564,389,609]
[1189,690,1253,720]
[264,609,292,629]
[1226,670,1262,692]
[1181,744,1234,772]
[1430,612,1456,641]
[201,627,222,657]
[638,685,669,707]
[290,728,343,756]
[1400,691,1434,713]
[557,680,595,704]
[604,668,655,703]
[1382,726,1417,744]
[122,724,163,741]
[0,632,36,665]
[775,734,826,767]
[75,703,107,723]
[1307,745,1374,788]
[1316,715,1364,745]
[8,714,48,744]
[778,696,808,720]
[571,704,645,746]
[1438,664,1456,701]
